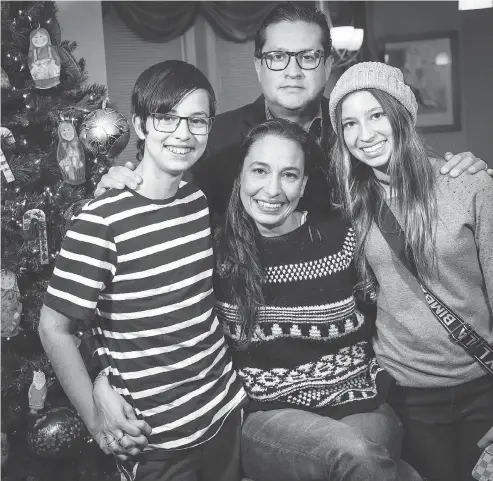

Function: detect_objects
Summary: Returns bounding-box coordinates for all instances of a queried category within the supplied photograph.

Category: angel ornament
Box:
[1,269,22,338]
[27,28,60,89]
[57,122,85,185]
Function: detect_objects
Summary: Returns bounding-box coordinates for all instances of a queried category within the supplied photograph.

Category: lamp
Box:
[317,1,365,68]
[458,0,493,10]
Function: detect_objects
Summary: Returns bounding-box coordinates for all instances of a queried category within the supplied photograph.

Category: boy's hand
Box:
[440,152,490,177]
[94,161,142,198]
[478,425,493,449]
[93,373,151,460]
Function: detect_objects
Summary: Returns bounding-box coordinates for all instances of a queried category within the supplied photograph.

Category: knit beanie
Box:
[328,62,418,128]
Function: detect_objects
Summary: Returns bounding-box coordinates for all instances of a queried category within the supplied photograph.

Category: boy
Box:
[39,60,246,481]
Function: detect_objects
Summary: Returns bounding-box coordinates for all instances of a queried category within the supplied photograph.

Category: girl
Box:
[329,61,493,481]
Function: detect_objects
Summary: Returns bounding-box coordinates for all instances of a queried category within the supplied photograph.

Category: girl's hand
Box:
[478,425,493,449]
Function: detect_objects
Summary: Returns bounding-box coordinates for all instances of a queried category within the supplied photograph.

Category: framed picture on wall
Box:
[382,31,461,133]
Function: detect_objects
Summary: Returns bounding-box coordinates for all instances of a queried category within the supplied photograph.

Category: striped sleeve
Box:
[45,210,117,321]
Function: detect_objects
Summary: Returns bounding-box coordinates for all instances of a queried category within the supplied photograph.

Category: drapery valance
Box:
[105,1,281,43]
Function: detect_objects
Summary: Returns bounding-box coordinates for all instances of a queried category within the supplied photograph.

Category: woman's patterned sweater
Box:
[214,212,391,419]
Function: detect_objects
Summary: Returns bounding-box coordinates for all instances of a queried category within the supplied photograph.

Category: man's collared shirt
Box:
[264,102,326,148]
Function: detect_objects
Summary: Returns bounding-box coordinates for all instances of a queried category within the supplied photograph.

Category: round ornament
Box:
[27,407,88,459]
[1,431,9,467]
[79,102,130,159]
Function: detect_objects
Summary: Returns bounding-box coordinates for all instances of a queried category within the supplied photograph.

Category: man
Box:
[95,2,490,212]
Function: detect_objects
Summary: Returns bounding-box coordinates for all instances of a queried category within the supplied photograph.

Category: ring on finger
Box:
[117,433,126,444]
[106,436,117,446]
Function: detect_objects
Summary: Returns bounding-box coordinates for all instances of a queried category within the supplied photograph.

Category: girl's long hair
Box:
[215,118,324,348]
[330,89,438,288]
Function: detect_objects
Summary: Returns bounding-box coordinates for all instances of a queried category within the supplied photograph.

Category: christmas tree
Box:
[1,2,128,479]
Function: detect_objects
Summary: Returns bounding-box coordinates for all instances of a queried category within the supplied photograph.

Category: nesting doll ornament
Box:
[23,209,49,265]
[57,122,85,185]
[1,269,22,338]
[27,28,60,89]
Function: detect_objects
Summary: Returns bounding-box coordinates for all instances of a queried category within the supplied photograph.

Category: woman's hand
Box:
[93,373,151,460]
[478,425,493,449]
[94,161,142,197]
[89,425,112,455]
[441,152,491,177]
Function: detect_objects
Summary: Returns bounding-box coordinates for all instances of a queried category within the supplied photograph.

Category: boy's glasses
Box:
[151,114,214,135]
[256,49,325,71]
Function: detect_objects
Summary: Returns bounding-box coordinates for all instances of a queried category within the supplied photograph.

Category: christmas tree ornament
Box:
[27,28,61,89]
[1,126,15,146]
[1,431,9,467]
[1,67,11,89]
[0,147,15,183]
[1,126,15,182]
[28,371,48,414]
[1,269,22,338]
[26,407,88,459]
[57,121,85,185]
[79,99,130,159]
[22,209,49,265]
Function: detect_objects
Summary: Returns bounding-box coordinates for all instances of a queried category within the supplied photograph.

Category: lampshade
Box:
[317,1,365,68]
[458,0,493,9]
[331,27,364,51]
[331,26,355,50]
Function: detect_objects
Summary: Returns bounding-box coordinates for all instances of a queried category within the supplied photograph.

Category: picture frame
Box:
[381,31,461,133]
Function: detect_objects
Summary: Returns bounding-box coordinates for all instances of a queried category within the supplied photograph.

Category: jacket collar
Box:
[242,95,267,130]
[244,94,330,127]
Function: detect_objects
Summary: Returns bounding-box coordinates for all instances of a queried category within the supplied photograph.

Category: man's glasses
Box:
[151,113,214,135]
[256,49,325,71]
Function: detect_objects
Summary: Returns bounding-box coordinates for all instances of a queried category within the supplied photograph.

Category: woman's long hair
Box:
[330,89,438,288]
[215,118,323,348]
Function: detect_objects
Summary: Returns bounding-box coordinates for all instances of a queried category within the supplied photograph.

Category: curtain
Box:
[105,1,279,43]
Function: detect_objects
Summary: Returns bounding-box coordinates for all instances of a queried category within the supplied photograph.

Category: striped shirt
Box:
[45,183,246,450]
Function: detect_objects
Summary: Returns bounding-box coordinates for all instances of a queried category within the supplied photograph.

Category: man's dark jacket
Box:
[191,95,333,217]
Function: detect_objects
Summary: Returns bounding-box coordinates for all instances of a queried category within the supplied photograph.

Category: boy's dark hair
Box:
[132,60,216,161]
[254,2,332,59]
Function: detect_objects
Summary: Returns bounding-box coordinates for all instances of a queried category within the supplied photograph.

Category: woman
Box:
[94,118,422,481]
[328,61,493,481]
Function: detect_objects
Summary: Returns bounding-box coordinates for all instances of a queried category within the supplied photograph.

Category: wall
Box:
[102,6,183,166]
[460,7,493,163]
[370,1,493,162]
[56,1,107,87]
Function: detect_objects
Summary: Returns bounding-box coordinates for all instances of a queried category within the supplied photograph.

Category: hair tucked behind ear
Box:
[330,89,438,289]
[215,118,320,348]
